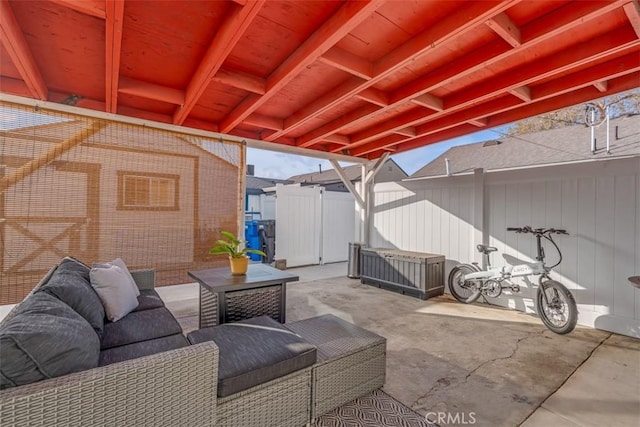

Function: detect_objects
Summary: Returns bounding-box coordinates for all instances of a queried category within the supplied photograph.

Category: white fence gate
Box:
[322,191,356,264]
[275,184,355,267]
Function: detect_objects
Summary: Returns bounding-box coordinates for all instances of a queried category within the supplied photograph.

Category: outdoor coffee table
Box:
[188,263,299,328]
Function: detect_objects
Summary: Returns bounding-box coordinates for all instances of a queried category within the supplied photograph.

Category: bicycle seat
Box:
[476,244,498,254]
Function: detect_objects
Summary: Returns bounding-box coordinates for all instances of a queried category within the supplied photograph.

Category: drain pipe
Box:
[606,106,610,154]
[590,108,596,154]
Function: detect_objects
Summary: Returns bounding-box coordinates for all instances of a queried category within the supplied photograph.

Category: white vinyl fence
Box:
[275,184,355,267]
[370,157,640,338]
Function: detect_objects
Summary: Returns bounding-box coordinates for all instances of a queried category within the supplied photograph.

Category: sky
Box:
[246,128,502,179]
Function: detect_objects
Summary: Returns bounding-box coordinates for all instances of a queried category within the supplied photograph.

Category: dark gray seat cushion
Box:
[99,334,189,366]
[187,316,317,397]
[132,289,165,312]
[100,307,183,350]
[0,292,100,389]
[37,257,105,337]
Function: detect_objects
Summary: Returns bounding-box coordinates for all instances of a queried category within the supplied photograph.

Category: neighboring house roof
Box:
[411,114,640,178]
[245,176,292,194]
[287,158,407,185]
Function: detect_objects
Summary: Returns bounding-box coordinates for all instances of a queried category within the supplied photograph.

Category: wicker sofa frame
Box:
[0,268,316,427]
[0,267,386,427]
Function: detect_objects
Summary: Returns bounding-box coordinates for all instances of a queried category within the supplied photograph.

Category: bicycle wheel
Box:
[448,264,481,303]
[537,280,577,334]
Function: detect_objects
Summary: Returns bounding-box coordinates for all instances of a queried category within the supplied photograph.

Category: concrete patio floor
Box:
[158,262,639,427]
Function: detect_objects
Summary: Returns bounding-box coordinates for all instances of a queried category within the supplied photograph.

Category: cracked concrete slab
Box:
[163,266,636,427]
[521,334,640,427]
[286,277,612,427]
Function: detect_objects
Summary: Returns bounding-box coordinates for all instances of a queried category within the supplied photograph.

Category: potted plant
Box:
[209,230,266,275]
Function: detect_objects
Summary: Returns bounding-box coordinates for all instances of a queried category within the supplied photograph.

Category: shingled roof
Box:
[287,158,407,185]
[245,175,292,194]
[411,114,640,178]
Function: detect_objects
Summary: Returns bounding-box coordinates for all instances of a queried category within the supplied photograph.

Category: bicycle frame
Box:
[464,227,561,284]
[463,261,545,283]
[449,226,577,334]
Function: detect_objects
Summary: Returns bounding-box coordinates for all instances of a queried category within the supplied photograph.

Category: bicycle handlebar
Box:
[507,226,569,235]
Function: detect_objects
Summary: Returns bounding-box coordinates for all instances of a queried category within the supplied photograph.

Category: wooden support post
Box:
[0,121,107,193]
[329,159,364,209]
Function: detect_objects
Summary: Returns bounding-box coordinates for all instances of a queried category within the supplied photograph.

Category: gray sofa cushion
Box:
[98,334,189,366]
[37,257,105,337]
[100,307,183,350]
[0,292,100,389]
[187,316,317,397]
[133,289,165,312]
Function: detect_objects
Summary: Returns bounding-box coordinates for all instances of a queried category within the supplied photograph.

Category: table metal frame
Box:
[188,264,299,328]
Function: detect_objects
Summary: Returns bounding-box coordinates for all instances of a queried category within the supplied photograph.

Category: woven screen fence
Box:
[0,102,243,304]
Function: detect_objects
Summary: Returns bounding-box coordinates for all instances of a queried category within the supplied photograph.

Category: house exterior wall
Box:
[374,159,408,182]
[370,157,640,338]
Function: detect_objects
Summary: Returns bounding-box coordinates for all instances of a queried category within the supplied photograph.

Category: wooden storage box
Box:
[360,248,445,300]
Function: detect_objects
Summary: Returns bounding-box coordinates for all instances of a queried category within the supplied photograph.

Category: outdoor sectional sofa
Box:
[0,257,386,426]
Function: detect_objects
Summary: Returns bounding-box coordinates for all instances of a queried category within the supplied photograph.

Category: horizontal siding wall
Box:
[371,157,640,338]
[371,178,476,269]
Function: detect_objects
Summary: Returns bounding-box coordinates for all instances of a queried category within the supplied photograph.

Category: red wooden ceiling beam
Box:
[322,134,350,145]
[296,103,380,148]
[468,118,489,127]
[486,72,640,128]
[319,46,373,80]
[391,72,640,158]
[374,124,481,158]
[0,76,30,97]
[623,1,640,38]
[351,96,521,156]
[173,0,265,125]
[356,88,389,107]
[351,54,640,156]
[445,27,638,110]
[395,127,417,137]
[509,86,531,102]
[266,0,516,142]
[531,50,640,98]
[593,81,608,92]
[486,12,521,47]
[244,114,283,131]
[105,0,124,113]
[49,0,106,18]
[0,0,47,100]
[297,0,626,149]
[374,1,516,77]
[211,68,266,95]
[343,25,640,151]
[118,76,185,105]
[411,94,444,112]
[219,0,386,133]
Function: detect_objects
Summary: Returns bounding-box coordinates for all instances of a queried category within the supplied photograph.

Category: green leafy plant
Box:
[209,230,266,259]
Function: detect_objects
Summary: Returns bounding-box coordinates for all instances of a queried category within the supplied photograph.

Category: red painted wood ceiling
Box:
[1,0,639,159]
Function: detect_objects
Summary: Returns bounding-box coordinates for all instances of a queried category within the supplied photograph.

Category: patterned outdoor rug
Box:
[315,389,438,427]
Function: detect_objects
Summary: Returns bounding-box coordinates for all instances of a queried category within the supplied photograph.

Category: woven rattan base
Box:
[217,367,312,427]
[285,314,387,421]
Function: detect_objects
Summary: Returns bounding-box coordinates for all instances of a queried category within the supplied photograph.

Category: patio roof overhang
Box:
[1,0,639,161]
